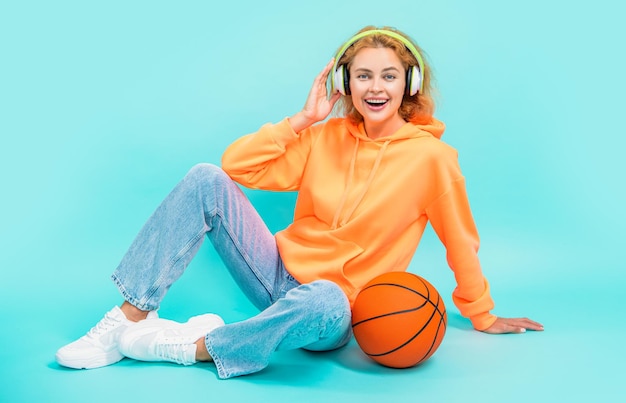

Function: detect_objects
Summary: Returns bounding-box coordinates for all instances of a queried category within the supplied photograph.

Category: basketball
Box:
[351,271,447,368]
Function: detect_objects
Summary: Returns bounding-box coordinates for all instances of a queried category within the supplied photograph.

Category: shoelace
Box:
[86,312,121,338]
[155,338,194,365]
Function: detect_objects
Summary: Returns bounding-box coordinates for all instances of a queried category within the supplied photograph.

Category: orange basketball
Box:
[351,271,447,368]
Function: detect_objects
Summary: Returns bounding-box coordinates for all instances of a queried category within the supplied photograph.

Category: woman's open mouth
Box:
[365,98,389,110]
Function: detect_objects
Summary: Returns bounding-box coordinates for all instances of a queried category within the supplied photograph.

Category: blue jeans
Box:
[111,163,353,379]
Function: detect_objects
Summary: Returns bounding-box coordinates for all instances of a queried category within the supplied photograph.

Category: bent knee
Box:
[185,163,231,185]
[302,280,353,351]
[187,163,223,178]
[300,280,350,316]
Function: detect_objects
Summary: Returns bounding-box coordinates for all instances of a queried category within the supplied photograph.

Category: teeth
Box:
[366,99,387,104]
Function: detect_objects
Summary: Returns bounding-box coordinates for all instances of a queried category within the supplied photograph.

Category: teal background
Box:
[1,0,624,401]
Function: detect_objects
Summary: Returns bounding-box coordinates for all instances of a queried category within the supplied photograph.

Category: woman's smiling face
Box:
[349,47,407,138]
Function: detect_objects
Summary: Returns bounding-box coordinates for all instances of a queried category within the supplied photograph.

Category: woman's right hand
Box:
[289,59,342,133]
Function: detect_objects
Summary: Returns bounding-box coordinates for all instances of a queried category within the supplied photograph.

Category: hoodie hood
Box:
[330,117,446,229]
[345,116,446,142]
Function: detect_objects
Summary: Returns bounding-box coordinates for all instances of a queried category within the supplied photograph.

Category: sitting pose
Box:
[56,26,543,379]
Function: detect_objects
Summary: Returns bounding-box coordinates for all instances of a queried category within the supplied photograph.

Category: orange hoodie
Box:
[221,117,497,331]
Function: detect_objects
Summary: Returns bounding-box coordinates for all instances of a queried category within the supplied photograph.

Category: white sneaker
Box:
[118,314,225,366]
[56,306,158,369]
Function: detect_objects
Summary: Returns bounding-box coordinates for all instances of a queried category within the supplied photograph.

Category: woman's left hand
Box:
[482,317,544,334]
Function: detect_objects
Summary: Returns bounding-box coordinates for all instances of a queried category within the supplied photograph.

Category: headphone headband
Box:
[331,29,425,95]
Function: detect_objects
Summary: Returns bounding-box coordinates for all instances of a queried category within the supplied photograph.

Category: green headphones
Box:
[331,29,425,96]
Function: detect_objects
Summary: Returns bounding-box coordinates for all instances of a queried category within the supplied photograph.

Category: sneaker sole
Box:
[56,350,124,369]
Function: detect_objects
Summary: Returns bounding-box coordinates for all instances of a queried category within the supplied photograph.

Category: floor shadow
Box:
[446,311,475,332]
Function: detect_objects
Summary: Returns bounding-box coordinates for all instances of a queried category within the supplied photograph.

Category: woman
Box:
[56,26,543,379]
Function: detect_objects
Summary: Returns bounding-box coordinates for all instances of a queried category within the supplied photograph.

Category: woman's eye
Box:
[356,74,369,80]
[384,74,396,80]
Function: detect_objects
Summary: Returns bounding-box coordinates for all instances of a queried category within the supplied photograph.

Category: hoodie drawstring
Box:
[331,139,391,229]
[331,138,359,229]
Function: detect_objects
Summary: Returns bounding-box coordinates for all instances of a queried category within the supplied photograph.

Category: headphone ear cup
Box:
[333,65,347,95]
[342,65,351,95]
[407,65,421,96]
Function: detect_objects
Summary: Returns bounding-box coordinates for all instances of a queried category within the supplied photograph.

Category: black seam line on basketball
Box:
[426,291,447,330]
[361,281,435,307]
[368,317,446,362]
[416,277,447,331]
[362,282,429,298]
[353,281,446,329]
[352,304,428,327]
[352,301,445,328]
[353,282,431,327]
[423,312,446,357]
[360,279,446,358]
[366,298,443,358]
